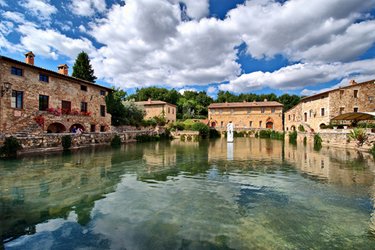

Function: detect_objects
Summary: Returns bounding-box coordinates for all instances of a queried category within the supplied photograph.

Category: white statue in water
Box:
[227,121,234,143]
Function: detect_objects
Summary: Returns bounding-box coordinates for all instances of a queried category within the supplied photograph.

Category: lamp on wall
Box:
[1,82,12,97]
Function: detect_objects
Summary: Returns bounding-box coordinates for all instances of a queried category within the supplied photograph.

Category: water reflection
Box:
[1,138,375,249]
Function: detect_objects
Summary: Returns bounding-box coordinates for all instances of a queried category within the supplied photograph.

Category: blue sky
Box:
[1,0,375,98]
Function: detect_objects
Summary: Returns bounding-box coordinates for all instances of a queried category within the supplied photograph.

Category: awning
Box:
[331,112,375,121]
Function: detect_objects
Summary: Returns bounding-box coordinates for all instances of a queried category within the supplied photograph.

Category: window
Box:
[288,115,291,121]
[221,121,223,127]
[340,107,345,115]
[261,108,265,113]
[271,108,275,113]
[340,90,344,99]
[247,108,251,114]
[90,124,96,132]
[354,107,358,112]
[293,114,295,121]
[231,109,234,114]
[100,90,106,96]
[62,101,71,113]
[259,121,262,128]
[39,95,49,111]
[304,112,307,122]
[39,74,49,82]
[100,125,105,132]
[321,108,325,116]
[100,105,106,117]
[11,90,23,109]
[309,110,313,117]
[172,108,174,114]
[81,102,88,112]
[168,107,170,114]
[354,90,358,98]
[11,67,23,76]
[249,121,252,128]
[81,85,87,91]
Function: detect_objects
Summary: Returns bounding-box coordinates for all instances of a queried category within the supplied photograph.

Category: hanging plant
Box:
[34,115,45,127]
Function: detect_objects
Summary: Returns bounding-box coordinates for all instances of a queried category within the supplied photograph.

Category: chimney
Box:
[148,98,152,104]
[243,100,246,103]
[25,51,35,65]
[264,99,268,102]
[58,64,69,75]
[350,80,357,85]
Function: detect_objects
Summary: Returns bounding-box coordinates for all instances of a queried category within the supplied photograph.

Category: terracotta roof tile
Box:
[208,101,283,108]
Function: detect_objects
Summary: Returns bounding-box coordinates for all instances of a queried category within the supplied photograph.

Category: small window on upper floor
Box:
[39,74,49,83]
[100,90,106,96]
[288,115,291,121]
[81,85,87,91]
[100,105,106,117]
[354,107,358,113]
[340,90,344,99]
[354,90,358,98]
[11,67,23,76]
[321,108,325,116]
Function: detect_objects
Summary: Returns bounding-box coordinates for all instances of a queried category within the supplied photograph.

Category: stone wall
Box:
[209,106,283,131]
[0,57,112,134]
[0,130,160,155]
[285,130,375,151]
[285,103,302,131]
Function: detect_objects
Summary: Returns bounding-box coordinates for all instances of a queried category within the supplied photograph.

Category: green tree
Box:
[72,51,97,83]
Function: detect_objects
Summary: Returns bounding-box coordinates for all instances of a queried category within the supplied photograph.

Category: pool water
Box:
[1,138,375,249]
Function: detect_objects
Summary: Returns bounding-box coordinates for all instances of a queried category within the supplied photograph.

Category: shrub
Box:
[303,136,307,146]
[349,128,368,147]
[259,130,272,138]
[270,131,285,140]
[313,134,322,151]
[61,135,72,150]
[289,131,297,144]
[209,129,221,138]
[191,122,210,139]
[169,121,185,131]
[298,125,305,132]
[111,135,122,148]
[0,136,21,158]
[357,122,375,129]
[255,131,259,138]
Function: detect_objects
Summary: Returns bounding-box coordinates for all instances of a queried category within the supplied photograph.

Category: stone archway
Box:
[266,117,274,129]
[320,123,326,129]
[70,123,85,132]
[291,125,296,131]
[47,123,66,133]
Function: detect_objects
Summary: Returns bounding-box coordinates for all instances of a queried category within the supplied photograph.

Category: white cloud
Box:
[228,0,375,62]
[174,0,209,19]
[89,0,240,89]
[207,86,217,94]
[17,23,95,60]
[0,0,7,6]
[178,88,197,94]
[69,0,106,17]
[79,25,87,33]
[19,0,57,22]
[2,11,26,24]
[219,59,375,93]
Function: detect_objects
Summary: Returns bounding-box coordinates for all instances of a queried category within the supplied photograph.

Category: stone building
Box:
[135,99,176,123]
[0,52,112,134]
[208,101,284,131]
[285,79,375,132]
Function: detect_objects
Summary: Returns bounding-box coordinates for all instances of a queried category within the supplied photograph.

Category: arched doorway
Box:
[47,123,66,133]
[70,124,85,132]
[291,125,296,131]
[266,117,274,129]
[320,123,326,129]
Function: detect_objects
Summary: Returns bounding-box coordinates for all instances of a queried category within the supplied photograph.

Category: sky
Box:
[1,0,375,98]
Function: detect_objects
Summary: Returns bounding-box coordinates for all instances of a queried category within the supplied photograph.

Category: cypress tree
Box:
[72,51,97,83]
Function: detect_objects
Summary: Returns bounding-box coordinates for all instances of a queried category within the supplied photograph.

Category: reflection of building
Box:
[0,52,112,134]
[208,101,283,131]
[284,142,374,185]
[0,149,117,242]
[135,99,176,123]
[208,138,284,163]
[285,79,375,132]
